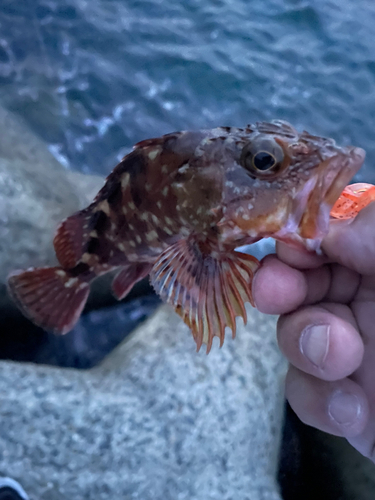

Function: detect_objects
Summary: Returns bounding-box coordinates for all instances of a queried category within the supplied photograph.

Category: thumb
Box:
[323,202,375,275]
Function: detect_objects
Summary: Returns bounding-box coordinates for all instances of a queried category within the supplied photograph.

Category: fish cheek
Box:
[172,169,223,221]
[225,189,290,237]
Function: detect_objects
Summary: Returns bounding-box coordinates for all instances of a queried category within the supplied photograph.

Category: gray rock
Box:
[0,306,286,500]
[0,105,104,280]
[0,105,105,314]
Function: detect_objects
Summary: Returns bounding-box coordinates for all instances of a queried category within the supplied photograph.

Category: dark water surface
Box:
[1,0,375,181]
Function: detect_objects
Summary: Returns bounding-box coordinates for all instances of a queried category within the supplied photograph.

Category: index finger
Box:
[253,254,308,314]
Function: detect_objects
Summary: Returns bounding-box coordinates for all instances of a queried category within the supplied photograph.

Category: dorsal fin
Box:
[53,210,91,268]
[150,238,260,353]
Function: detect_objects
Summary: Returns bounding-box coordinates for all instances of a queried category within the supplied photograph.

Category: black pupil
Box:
[253,152,275,171]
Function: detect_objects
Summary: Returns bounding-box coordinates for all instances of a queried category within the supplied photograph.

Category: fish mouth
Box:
[298,146,366,240]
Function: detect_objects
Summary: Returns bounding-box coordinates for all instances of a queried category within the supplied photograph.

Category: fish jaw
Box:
[274,146,366,250]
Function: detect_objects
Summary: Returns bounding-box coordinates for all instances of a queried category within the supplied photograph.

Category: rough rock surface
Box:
[0,306,286,500]
[0,104,105,317]
[0,104,104,280]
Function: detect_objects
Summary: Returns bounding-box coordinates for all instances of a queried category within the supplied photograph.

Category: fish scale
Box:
[7,120,365,352]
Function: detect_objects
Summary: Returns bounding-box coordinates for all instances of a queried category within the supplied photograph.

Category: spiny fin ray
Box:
[150,239,260,353]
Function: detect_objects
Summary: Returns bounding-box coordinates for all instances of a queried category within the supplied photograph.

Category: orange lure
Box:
[330,183,375,220]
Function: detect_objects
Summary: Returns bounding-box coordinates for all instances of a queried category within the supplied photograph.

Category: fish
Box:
[330,182,375,220]
[7,120,365,353]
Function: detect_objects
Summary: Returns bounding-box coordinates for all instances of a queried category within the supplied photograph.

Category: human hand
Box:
[253,203,375,461]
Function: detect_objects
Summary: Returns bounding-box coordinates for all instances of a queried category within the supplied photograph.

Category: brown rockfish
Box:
[7,120,365,352]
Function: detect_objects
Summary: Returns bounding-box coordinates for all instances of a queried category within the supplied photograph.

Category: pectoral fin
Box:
[150,239,260,353]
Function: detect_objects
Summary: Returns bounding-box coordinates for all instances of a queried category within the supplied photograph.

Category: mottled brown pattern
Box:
[7,121,365,350]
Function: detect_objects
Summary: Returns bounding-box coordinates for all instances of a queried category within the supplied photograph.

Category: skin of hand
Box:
[252,202,375,461]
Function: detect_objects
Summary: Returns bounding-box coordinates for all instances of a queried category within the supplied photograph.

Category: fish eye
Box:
[240,136,285,178]
[252,151,276,171]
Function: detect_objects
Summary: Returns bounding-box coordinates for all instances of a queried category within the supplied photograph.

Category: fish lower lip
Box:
[325,147,366,203]
[299,148,365,240]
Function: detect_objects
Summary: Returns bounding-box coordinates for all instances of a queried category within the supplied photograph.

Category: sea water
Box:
[0,0,375,181]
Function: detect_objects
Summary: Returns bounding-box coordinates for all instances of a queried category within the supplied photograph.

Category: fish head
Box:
[220,120,366,250]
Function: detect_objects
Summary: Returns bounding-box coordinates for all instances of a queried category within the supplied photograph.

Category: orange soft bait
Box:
[330,183,375,220]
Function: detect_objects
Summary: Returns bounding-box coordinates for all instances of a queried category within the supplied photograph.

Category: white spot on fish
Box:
[201,137,213,146]
[146,230,158,242]
[135,235,142,244]
[89,230,98,237]
[65,277,78,288]
[56,270,66,278]
[96,200,111,215]
[148,148,160,161]
[162,186,169,197]
[161,165,168,174]
[178,163,190,174]
[129,241,136,247]
[122,207,128,215]
[128,202,136,210]
[165,216,173,225]
[118,243,126,251]
[121,173,130,189]
[156,201,162,209]
[81,253,93,263]
[151,214,159,224]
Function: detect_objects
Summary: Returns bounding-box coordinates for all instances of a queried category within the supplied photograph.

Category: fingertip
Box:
[278,306,364,381]
[285,367,369,438]
[253,255,307,314]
